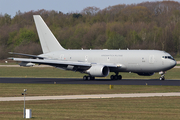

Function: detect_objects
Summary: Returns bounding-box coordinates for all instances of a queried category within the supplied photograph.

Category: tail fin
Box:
[33,15,65,54]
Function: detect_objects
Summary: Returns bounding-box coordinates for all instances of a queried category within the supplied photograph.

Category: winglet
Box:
[33,15,65,54]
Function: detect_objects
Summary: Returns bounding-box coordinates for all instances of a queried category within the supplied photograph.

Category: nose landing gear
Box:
[159,71,165,80]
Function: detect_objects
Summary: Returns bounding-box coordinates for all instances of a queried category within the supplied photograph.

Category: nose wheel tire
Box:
[159,77,165,80]
[159,71,165,81]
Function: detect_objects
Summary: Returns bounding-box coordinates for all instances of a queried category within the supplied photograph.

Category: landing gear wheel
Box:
[110,75,122,80]
[83,76,87,80]
[118,75,122,80]
[87,76,91,80]
[110,75,114,80]
[114,75,118,80]
[159,77,165,80]
[83,76,95,80]
[91,76,95,80]
[159,71,165,81]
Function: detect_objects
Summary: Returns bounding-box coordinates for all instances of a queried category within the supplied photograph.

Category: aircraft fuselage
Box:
[40,49,176,73]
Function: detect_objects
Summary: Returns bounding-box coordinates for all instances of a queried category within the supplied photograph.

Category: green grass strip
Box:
[0,97,180,120]
[0,67,179,79]
[0,84,180,97]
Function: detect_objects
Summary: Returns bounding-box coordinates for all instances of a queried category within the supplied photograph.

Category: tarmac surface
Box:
[1,64,180,101]
[1,92,180,101]
[0,77,180,86]
[1,77,180,101]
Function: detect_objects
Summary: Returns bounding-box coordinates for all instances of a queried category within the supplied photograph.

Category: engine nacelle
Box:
[19,62,35,67]
[86,65,109,77]
[136,72,154,76]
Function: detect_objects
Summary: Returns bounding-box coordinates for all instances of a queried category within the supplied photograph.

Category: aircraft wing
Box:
[9,57,120,68]
[10,58,91,67]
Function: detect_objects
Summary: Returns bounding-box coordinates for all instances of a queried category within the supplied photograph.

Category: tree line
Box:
[0,1,180,59]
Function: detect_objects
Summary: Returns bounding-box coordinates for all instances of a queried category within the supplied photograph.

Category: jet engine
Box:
[19,62,35,67]
[86,65,109,77]
[136,72,154,76]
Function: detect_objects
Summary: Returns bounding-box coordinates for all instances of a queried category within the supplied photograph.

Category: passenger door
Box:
[149,55,154,64]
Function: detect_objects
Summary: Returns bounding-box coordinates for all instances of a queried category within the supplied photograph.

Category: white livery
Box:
[9,15,176,80]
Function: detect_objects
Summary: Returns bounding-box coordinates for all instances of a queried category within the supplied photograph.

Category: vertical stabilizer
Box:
[33,15,65,54]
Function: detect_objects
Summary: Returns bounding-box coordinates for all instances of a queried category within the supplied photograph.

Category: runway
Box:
[1,78,180,101]
[0,93,180,101]
[0,78,180,86]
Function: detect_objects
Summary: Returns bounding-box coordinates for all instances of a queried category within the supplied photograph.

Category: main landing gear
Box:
[83,72,122,80]
[110,72,122,80]
[159,71,165,80]
[83,75,95,80]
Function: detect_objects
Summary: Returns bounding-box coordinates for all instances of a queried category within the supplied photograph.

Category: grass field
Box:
[1,84,180,97]
[0,67,180,79]
[0,97,180,120]
[1,83,180,120]
[0,65,179,119]
[175,57,180,61]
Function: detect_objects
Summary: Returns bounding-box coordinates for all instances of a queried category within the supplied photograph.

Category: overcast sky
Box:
[0,0,165,17]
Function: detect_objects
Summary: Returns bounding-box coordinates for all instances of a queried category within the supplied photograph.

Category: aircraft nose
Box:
[170,60,176,68]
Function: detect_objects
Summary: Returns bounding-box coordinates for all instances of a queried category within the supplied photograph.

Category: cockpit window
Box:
[162,56,175,60]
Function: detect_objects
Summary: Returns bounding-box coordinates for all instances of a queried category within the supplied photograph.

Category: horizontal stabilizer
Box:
[9,52,44,59]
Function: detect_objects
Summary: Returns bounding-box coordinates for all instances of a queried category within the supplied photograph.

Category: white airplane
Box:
[9,15,176,80]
